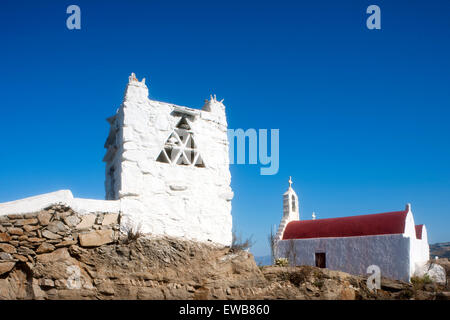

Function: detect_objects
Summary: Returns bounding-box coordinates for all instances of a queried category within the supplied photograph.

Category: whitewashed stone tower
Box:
[103,73,233,245]
[275,177,299,240]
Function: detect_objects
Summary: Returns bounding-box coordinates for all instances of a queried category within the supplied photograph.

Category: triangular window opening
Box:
[156,117,205,168]
[156,150,170,164]
[194,154,205,168]
[176,117,191,130]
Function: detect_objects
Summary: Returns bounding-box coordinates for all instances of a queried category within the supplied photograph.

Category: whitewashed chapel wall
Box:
[276,234,412,282]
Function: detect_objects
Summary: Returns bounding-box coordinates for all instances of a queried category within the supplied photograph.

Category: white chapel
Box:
[275,178,430,282]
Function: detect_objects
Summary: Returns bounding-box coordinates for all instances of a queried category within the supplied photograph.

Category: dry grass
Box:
[230,231,255,251]
[122,224,143,244]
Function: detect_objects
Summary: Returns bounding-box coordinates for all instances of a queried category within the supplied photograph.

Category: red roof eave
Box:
[282,210,408,240]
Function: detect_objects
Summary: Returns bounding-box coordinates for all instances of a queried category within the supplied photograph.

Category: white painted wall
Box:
[275,203,431,282]
[404,206,430,277]
[0,190,74,215]
[276,234,412,282]
[411,225,431,276]
[404,208,417,277]
[0,190,121,216]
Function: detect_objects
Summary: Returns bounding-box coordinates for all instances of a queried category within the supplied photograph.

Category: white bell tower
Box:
[275,176,299,240]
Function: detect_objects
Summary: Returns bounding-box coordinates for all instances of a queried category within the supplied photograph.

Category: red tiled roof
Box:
[282,209,408,240]
[415,224,424,240]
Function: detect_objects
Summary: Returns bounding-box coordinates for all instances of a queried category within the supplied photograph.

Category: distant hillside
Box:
[254,255,272,266]
[430,242,450,259]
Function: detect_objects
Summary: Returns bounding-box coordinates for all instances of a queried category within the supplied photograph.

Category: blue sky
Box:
[0,0,449,256]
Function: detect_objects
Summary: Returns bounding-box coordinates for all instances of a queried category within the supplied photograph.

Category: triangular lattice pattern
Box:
[156,117,205,168]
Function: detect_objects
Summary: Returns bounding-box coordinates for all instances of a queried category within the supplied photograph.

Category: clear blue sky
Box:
[0,0,449,256]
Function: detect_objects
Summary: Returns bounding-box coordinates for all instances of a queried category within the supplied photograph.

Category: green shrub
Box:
[275,258,289,267]
[411,274,433,290]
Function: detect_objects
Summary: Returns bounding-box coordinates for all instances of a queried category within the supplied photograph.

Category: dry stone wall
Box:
[0,204,120,274]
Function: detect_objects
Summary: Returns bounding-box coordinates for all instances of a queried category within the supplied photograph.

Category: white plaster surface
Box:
[69,198,121,215]
[0,190,74,216]
[403,207,430,276]
[0,190,120,216]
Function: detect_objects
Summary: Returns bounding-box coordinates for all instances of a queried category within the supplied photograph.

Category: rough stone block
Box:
[17,247,35,256]
[23,225,40,232]
[36,248,70,263]
[0,233,11,242]
[76,214,97,229]
[13,254,28,262]
[0,252,13,261]
[6,227,23,236]
[36,242,56,254]
[14,218,38,226]
[46,221,68,233]
[97,281,115,295]
[7,214,23,219]
[42,230,62,240]
[18,235,28,241]
[0,216,9,223]
[37,211,52,226]
[0,243,16,254]
[63,215,81,227]
[79,229,114,247]
[0,262,15,275]
[39,278,55,288]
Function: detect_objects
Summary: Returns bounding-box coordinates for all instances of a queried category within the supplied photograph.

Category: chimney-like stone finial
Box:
[124,72,149,102]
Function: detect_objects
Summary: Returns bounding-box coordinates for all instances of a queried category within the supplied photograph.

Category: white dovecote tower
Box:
[103,73,233,246]
[275,176,299,240]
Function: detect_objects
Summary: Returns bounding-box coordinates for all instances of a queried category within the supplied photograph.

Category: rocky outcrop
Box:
[0,235,448,299]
